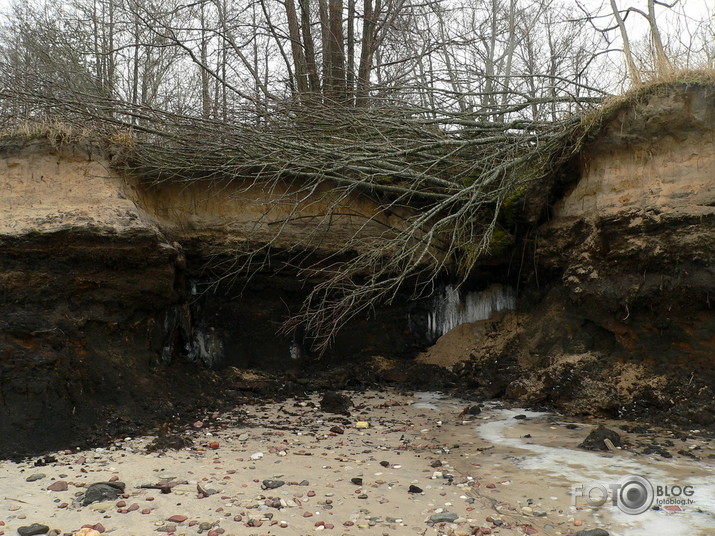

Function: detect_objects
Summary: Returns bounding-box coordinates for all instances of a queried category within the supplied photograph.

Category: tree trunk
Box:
[285,0,309,95]
[327,0,347,100]
[647,0,671,74]
[200,5,211,118]
[299,0,321,94]
[356,0,375,105]
[609,0,641,85]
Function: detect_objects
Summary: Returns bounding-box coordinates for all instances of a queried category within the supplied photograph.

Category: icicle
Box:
[428,284,515,340]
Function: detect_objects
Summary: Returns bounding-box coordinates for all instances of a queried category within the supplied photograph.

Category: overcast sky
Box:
[0,0,710,61]
[0,0,711,31]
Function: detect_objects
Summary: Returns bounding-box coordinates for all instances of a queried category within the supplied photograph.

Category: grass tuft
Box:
[577,68,715,141]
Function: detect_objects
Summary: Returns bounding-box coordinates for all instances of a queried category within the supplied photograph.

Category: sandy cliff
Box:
[0,136,434,458]
[460,82,714,425]
[1,81,713,458]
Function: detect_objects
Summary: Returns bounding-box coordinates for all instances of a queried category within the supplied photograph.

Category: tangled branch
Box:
[0,77,593,353]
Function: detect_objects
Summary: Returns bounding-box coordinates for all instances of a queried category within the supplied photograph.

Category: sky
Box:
[0,0,711,36]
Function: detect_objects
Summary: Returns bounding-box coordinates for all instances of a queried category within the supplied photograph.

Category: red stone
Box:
[168,515,188,523]
[209,442,220,449]
[47,481,69,491]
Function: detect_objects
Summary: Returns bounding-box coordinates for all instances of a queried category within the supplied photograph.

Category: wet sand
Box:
[1,389,712,536]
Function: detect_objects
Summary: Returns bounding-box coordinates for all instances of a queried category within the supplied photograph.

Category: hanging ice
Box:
[427,284,515,340]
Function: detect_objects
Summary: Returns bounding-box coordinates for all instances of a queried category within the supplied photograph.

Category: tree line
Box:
[1,0,711,125]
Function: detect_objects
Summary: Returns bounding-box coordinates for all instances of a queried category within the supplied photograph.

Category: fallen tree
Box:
[0,75,604,352]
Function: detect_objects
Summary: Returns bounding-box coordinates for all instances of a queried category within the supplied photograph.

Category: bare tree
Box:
[0,0,711,351]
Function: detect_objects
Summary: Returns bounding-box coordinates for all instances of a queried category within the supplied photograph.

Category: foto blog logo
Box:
[571,475,695,515]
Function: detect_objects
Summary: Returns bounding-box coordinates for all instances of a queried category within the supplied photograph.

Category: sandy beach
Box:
[1,389,713,536]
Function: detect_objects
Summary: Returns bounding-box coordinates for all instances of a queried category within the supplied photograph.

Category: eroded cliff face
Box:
[462,83,714,425]
[1,83,713,458]
[0,139,433,458]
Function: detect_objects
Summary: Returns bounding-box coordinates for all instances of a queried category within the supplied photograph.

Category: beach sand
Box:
[1,389,712,536]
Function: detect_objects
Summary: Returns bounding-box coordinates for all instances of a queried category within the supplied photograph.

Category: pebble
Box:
[17,524,49,536]
[25,474,46,482]
[575,530,609,536]
[408,485,423,493]
[82,482,126,505]
[74,529,101,536]
[429,512,458,523]
[262,479,285,490]
[46,481,68,492]
[167,515,188,523]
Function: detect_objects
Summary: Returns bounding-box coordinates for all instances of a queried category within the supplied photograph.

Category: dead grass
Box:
[578,68,715,139]
[0,118,136,151]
